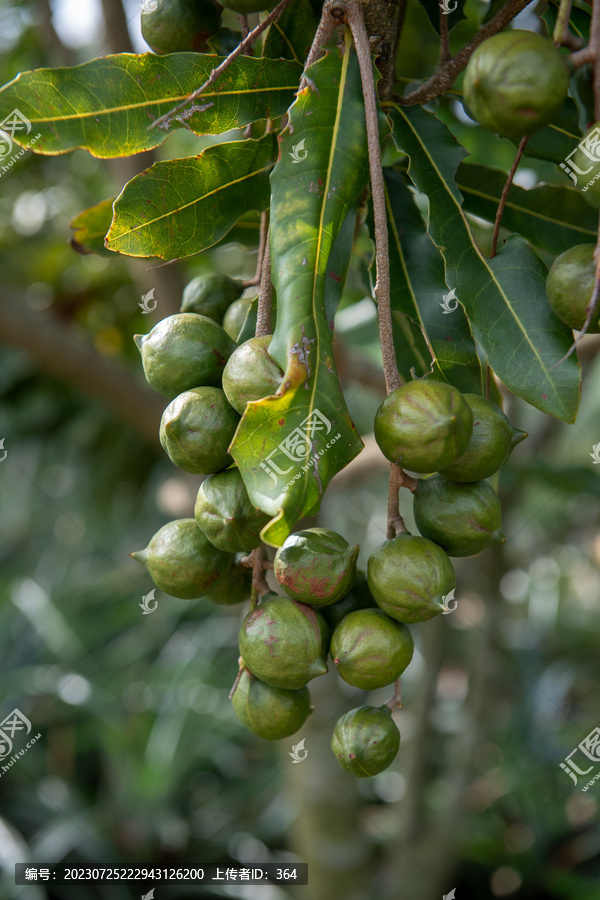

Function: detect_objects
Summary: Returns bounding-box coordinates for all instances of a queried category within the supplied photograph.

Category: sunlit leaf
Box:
[106,135,276,259]
[0,53,301,158]
[70,196,115,255]
[230,39,368,546]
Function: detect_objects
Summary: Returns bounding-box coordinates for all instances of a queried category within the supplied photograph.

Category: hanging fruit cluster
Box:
[131,270,527,777]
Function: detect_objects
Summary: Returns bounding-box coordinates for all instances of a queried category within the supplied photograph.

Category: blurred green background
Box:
[1,1,600,898]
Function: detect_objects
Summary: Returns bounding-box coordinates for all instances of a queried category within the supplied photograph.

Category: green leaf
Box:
[0,53,301,159]
[70,197,115,255]
[106,135,276,259]
[543,0,590,43]
[263,0,320,64]
[230,39,368,546]
[384,168,486,394]
[389,105,581,423]
[457,162,598,254]
[324,209,357,326]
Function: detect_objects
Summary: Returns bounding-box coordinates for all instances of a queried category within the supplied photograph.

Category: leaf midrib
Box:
[19,84,292,126]
[109,155,272,243]
[392,105,560,402]
[304,43,352,451]
[459,176,596,236]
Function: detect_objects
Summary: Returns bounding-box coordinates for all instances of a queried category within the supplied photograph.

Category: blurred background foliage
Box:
[1,1,600,899]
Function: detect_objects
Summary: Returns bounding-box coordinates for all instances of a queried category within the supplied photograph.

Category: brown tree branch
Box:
[490,135,528,259]
[395,0,531,106]
[386,463,407,538]
[439,4,451,65]
[553,0,574,47]
[346,1,399,396]
[256,230,274,338]
[148,0,294,131]
[385,675,402,709]
[299,0,340,92]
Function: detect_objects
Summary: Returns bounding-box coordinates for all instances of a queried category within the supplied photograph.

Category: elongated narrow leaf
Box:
[70,196,115,255]
[384,169,486,393]
[457,162,597,254]
[389,105,581,423]
[106,135,276,259]
[230,40,368,546]
[264,0,319,63]
[324,209,357,325]
[0,54,301,158]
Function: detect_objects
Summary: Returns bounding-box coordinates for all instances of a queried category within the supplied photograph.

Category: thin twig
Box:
[256,230,273,337]
[241,552,273,571]
[298,0,340,92]
[239,13,250,40]
[386,464,407,538]
[385,676,402,710]
[380,0,407,100]
[593,0,600,123]
[490,135,528,259]
[228,658,246,699]
[148,0,294,132]
[248,545,270,611]
[396,0,530,106]
[439,3,451,65]
[570,46,594,67]
[346,0,399,395]
[254,209,270,284]
[553,0,573,46]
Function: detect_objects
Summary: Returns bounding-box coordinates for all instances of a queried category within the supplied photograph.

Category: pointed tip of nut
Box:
[130,549,148,564]
[512,428,528,447]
